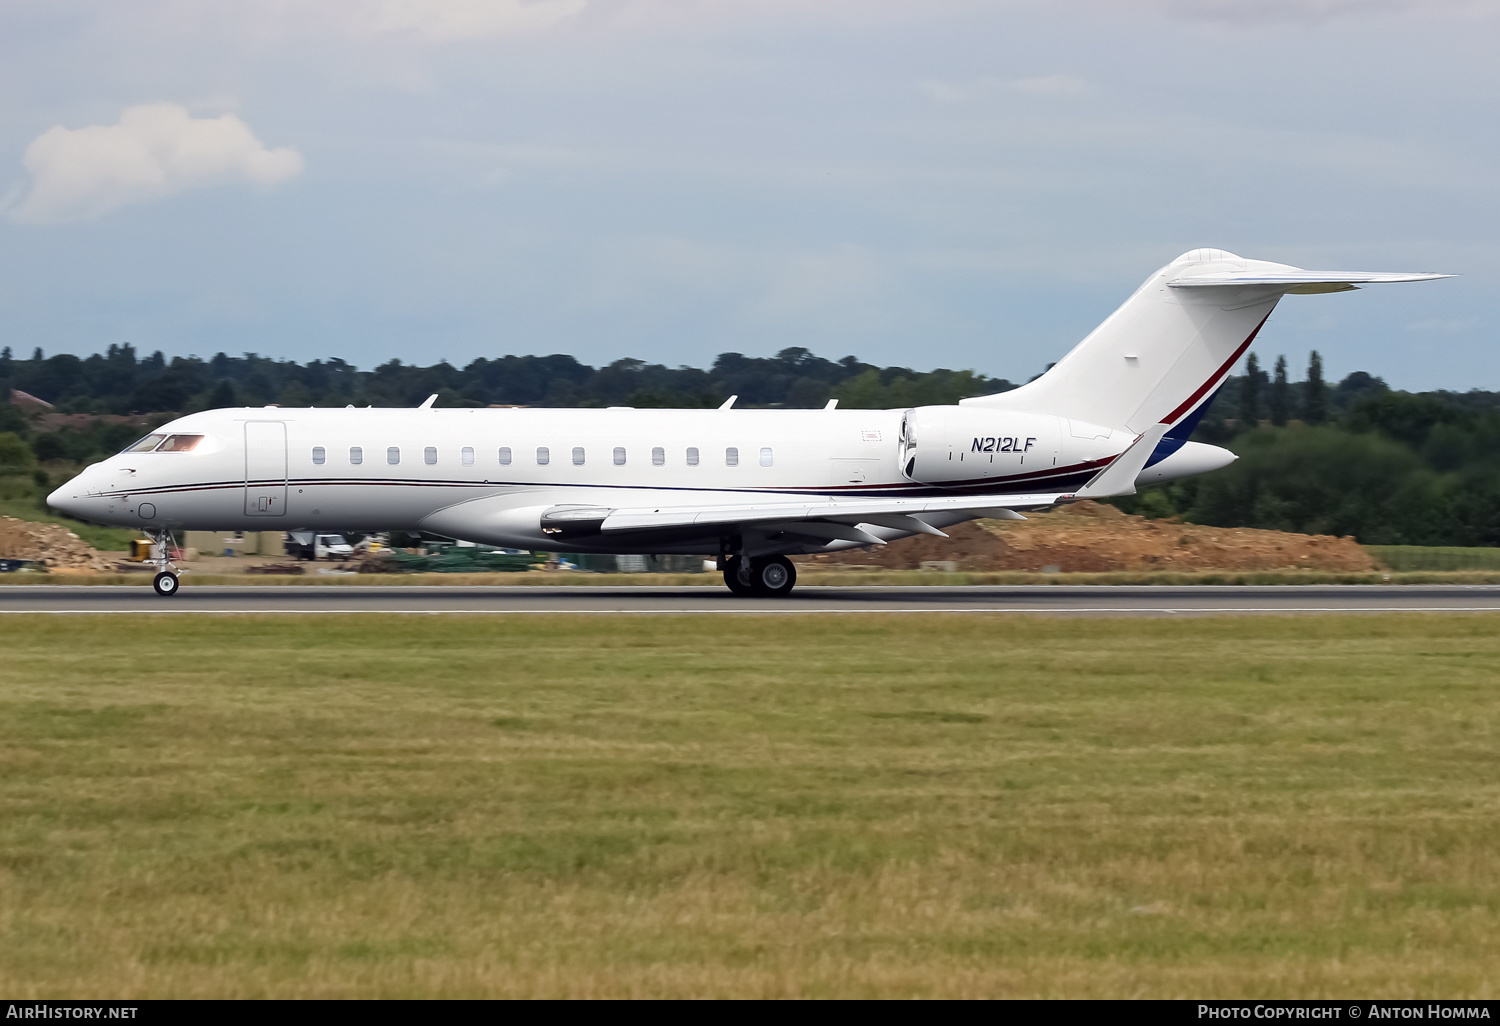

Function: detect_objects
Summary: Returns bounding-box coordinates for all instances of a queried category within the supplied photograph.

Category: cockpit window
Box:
[123,434,166,453]
[156,434,204,452]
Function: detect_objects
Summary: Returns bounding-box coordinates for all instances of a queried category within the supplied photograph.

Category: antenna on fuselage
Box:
[419,394,438,409]
[824,399,838,410]
[718,395,738,410]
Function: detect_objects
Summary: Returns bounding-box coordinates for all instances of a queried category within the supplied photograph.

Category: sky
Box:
[0,0,1496,391]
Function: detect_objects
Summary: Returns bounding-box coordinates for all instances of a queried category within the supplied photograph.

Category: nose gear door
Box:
[245,421,287,517]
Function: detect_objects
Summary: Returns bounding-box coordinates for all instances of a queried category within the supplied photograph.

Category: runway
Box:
[5,583,1500,615]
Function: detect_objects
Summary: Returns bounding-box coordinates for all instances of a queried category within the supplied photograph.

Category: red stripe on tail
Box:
[1160,311,1272,427]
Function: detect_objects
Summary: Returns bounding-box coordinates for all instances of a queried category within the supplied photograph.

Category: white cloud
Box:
[6,103,303,224]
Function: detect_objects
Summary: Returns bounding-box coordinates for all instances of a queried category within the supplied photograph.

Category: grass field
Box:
[1367,545,1500,572]
[3,613,1499,998]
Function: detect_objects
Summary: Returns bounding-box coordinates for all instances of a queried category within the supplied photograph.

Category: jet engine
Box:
[900,406,1126,487]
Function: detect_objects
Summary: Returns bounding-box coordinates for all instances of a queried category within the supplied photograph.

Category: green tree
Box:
[1188,427,1447,544]
[207,380,237,409]
[0,431,35,470]
[1270,355,1289,426]
[1304,350,1326,424]
[1242,353,1262,425]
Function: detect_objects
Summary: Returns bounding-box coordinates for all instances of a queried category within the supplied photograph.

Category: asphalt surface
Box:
[5,583,1500,615]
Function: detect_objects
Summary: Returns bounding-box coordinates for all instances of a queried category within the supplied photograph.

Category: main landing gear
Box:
[147,528,183,597]
[722,554,797,598]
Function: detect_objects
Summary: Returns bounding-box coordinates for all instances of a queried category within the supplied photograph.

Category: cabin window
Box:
[461,446,475,467]
[156,434,204,452]
[387,446,400,465]
[725,447,739,467]
[312,446,326,466]
[759,447,773,467]
[652,447,665,466]
[122,434,165,453]
[424,446,438,466]
[349,446,363,465]
[499,446,512,465]
[572,446,585,466]
[613,446,626,466]
[686,447,699,467]
[537,446,549,466]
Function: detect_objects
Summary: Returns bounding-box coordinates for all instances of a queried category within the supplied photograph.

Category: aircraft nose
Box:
[47,483,85,518]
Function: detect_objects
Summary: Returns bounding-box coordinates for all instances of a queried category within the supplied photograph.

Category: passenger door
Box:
[245,421,288,517]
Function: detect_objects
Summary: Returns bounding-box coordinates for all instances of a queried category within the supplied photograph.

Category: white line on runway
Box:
[6,607,1500,615]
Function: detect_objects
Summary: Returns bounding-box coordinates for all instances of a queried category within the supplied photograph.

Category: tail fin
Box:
[962,249,1449,433]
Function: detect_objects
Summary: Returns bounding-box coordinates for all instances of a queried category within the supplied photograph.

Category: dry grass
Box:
[3,613,1499,997]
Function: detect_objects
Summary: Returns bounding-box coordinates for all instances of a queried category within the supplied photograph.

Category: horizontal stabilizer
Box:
[1168,270,1452,294]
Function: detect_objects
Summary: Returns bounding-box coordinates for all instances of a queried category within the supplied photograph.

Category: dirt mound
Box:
[0,517,111,572]
[795,500,1377,573]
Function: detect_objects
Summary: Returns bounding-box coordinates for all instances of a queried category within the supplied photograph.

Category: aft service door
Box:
[244,421,287,517]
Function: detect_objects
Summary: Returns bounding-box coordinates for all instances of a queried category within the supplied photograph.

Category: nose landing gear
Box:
[146,527,183,597]
[721,554,797,598]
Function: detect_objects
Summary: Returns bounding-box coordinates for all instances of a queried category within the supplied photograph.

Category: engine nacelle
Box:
[901,406,1129,488]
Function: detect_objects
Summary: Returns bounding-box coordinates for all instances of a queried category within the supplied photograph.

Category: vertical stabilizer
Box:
[960,250,1448,433]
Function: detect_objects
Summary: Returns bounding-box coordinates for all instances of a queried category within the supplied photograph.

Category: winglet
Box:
[1075,422,1171,499]
[419,394,438,409]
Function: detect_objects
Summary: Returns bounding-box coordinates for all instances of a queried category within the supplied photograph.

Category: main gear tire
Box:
[749,555,797,597]
[723,555,756,597]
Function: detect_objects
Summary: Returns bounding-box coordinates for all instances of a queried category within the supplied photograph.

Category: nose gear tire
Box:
[152,571,179,597]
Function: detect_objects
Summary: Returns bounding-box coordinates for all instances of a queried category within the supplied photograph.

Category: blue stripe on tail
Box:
[1144,387,1221,468]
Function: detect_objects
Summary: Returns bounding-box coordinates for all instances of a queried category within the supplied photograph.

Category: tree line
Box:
[1123,351,1500,547]
[5,343,1500,547]
[0,344,1012,418]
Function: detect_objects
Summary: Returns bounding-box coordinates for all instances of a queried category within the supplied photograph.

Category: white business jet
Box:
[49,249,1447,597]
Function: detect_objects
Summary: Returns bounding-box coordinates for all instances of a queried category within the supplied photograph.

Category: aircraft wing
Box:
[594,491,1067,534]
[532,491,1070,546]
